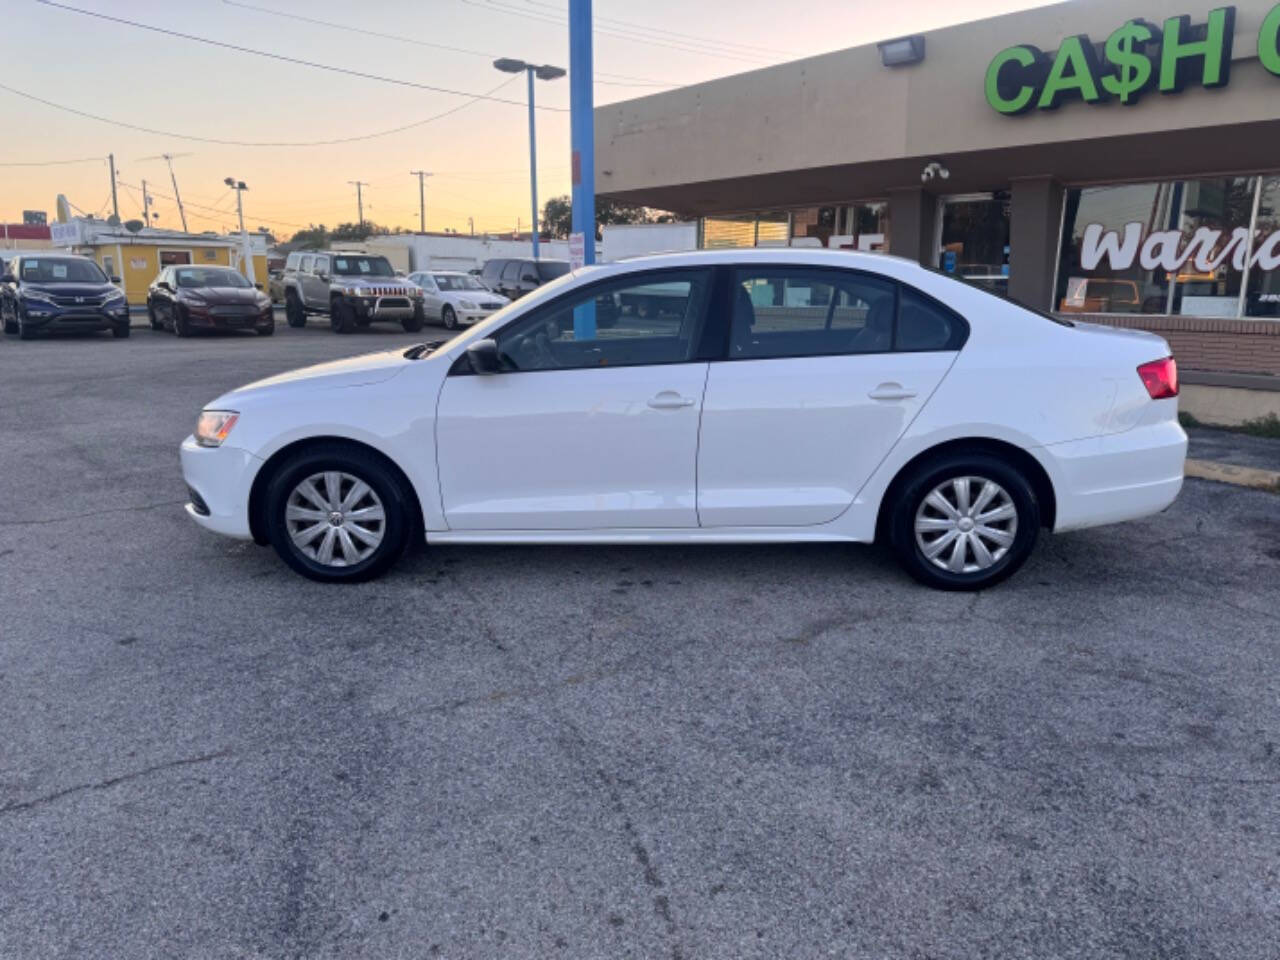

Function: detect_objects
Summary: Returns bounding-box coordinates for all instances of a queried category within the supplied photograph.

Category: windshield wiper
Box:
[403,340,446,359]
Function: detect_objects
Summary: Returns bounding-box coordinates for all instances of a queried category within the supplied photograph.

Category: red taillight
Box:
[1137,357,1179,400]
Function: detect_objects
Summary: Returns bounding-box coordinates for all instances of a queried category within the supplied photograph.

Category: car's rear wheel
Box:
[331,298,355,334]
[285,291,306,327]
[264,445,414,583]
[441,305,458,330]
[403,303,425,333]
[889,452,1039,591]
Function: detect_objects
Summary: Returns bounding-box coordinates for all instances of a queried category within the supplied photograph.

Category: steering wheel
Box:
[510,326,560,370]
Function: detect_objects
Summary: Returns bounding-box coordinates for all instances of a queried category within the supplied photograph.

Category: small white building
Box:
[353,234,597,273]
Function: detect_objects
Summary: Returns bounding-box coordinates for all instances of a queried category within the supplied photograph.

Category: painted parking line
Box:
[1185,458,1280,492]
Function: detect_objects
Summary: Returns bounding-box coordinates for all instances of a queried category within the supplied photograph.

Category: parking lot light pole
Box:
[224,177,255,285]
[493,58,566,260]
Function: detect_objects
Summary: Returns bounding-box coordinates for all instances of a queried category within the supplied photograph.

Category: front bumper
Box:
[454,306,501,325]
[185,306,274,330]
[21,301,130,331]
[1047,419,1188,533]
[180,436,262,539]
[350,296,420,321]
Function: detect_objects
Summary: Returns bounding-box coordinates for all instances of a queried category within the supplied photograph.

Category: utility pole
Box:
[409,170,432,234]
[107,153,119,222]
[141,179,152,227]
[468,216,474,236]
[348,180,368,228]
[163,154,189,232]
[224,177,255,285]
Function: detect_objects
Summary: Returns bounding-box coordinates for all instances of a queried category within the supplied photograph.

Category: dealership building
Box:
[595,0,1280,416]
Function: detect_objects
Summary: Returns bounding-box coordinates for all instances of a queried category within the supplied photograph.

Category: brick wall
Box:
[1057,314,1280,378]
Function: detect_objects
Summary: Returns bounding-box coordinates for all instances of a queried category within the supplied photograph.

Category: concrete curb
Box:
[1185,458,1280,492]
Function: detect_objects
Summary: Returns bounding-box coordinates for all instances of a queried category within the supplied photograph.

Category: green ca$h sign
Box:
[985,3,1280,114]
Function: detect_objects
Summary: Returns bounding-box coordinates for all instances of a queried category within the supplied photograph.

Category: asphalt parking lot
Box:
[1,321,1278,959]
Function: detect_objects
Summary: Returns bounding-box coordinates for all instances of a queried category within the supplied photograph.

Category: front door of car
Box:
[435,268,715,530]
[415,275,443,319]
[303,256,329,309]
[696,267,962,527]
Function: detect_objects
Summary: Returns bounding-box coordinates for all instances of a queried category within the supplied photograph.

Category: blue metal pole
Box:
[569,0,596,339]
[527,66,540,260]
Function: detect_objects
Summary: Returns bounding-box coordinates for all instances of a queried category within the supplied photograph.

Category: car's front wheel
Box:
[147,302,163,330]
[441,305,458,330]
[330,298,355,334]
[264,445,415,583]
[285,291,306,327]
[402,303,425,333]
[888,453,1039,591]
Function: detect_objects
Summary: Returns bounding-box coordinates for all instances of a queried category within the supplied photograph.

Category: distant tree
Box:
[330,221,390,242]
[288,224,328,249]
[540,195,675,240]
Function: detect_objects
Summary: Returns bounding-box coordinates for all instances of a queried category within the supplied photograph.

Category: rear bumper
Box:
[1046,420,1188,533]
[180,436,261,539]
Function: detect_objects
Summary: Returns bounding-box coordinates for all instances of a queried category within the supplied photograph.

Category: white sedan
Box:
[407,270,509,329]
[181,249,1186,590]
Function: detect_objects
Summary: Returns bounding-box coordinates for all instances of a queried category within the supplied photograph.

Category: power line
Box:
[219,0,669,87]
[519,0,801,58]
[34,1,567,111]
[456,0,777,64]
[0,75,524,148]
[0,155,103,167]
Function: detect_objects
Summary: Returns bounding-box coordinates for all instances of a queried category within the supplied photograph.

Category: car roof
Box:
[572,247,926,282]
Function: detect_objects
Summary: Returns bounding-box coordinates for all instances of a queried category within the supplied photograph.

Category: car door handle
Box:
[868,383,918,401]
[647,391,697,410]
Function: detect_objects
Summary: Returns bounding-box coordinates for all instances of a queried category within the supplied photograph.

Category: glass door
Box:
[936,193,1011,295]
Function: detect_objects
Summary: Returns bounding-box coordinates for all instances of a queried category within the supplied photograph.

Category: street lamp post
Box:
[224,177,255,285]
[493,58,566,260]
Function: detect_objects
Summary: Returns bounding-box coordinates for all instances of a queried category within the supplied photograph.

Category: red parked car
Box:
[147,266,274,337]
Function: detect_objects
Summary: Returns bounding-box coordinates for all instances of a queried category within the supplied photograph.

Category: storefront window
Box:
[1246,176,1280,318]
[939,194,1010,296]
[1056,176,1279,319]
[701,214,756,249]
[705,204,889,253]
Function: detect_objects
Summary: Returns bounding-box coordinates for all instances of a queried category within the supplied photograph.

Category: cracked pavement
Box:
[1,324,1278,959]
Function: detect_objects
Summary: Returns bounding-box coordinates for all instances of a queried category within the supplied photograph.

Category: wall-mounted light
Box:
[878,35,926,67]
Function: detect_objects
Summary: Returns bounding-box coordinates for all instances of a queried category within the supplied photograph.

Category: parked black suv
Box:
[479,258,571,300]
[1,254,130,339]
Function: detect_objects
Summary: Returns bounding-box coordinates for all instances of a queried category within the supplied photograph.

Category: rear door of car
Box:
[696,265,965,527]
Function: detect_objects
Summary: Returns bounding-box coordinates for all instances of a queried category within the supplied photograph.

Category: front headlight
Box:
[458,298,477,309]
[195,410,240,448]
[21,289,56,304]
[105,289,126,302]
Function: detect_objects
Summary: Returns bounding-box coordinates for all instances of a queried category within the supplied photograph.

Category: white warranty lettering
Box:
[1082,222,1280,272]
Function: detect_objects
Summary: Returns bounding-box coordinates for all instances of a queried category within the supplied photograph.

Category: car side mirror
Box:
[157,280,172,291]
[110,275,122,284]
[254,282,263,290]
[317,272,329,282]
[466,338,502,375]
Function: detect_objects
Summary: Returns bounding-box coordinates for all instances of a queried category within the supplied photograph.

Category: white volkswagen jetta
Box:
[180,249,1186,590]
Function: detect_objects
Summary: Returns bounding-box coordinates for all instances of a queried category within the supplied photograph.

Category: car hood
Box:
[443,289,507,304]
[183,286,265,304]
[22,283,117,298]
[215,348,411,405]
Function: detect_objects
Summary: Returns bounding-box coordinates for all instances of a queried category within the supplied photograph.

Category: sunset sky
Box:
[3,0,1058,240]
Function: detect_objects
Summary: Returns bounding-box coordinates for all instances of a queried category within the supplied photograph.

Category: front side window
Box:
[729,268,897,359]
[285,253,301,270]
[300,255,314,273]
[501,262,521,283]
[493,269,712,372]
[312,257,330,275]
[536,261,570,282]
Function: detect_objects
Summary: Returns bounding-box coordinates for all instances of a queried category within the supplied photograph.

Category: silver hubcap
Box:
[914,476,1018,575]
[285,471,385,567]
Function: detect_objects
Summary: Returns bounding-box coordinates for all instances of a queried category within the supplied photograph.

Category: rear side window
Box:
[897,287,968,352]
[729,267,897,359]
[482,260,504,280]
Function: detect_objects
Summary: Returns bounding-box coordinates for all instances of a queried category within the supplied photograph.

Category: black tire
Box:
[173,305,192,338]
[285,291,306,328]
[441,305,458,331]
[264,444,415,583]
[147,302,163,330]
[111,323,131,339]
[888,452,1040,592]
[403,303,426,333]
[2,302,16,335]
[17,315,36,340]
[330,297,355,334]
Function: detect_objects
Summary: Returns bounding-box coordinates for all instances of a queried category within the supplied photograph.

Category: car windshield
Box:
[434,274,485,291]
[537,261,571,281]
[20,258,107,284]
[175,268,250,289]
[331,255,395,277]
